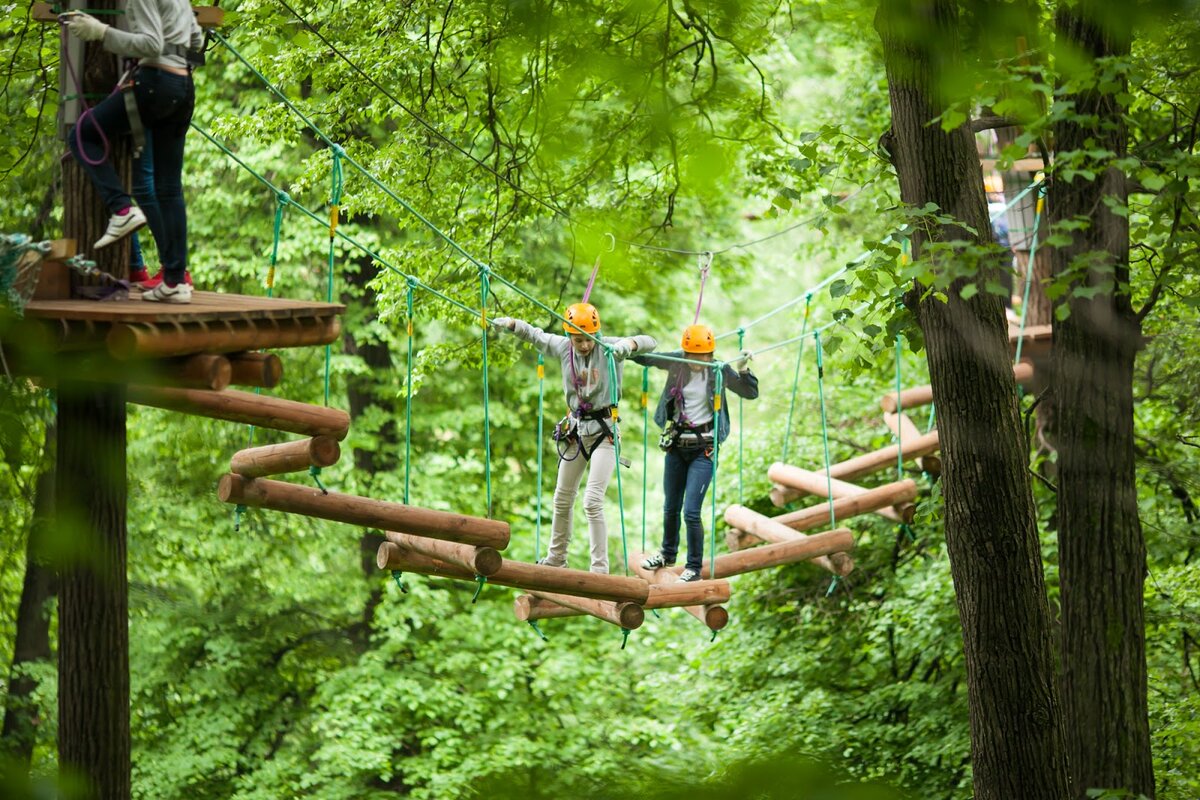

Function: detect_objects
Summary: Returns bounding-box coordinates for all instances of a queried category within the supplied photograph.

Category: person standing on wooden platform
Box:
[63,0,202,304]
[635,324,759,581]
[493,303,656,574]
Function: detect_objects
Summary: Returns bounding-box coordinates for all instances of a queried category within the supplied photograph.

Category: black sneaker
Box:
[678,568,701,582]
[641,552,675,570]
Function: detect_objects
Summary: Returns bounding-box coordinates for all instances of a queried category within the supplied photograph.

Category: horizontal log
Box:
[528,590,644,629]
[376,540,648,603]
[107,315,341,359]
[645,579,731,609]
[881,361,1034,413]
[129,386,350,439]
[231,436,340,478]
[228,351,283,388]
[628,554,727,631]
[221,474,510,548]
[514,595,582,621]
[724,505,852,576]
[386,531,503,577]
[774,479,918,532]
[768,463,903,521]
[883,413,937,478]
[680,528,855,578]
[164,353,232,391]
[819,431,941,483]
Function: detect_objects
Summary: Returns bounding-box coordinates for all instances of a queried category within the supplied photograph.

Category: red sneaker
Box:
[139,269,193,289]
[129,268,151,283]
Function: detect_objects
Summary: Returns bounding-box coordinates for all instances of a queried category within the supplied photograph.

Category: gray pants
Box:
[544,434,616,573]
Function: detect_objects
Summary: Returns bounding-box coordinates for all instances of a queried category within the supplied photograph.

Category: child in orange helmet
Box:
[633,324,758,581]
[493,303,657,573]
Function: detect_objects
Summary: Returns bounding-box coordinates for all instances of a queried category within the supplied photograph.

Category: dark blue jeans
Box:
[129,132,155,270]
[69,67,193,282]
[660,445,715,571]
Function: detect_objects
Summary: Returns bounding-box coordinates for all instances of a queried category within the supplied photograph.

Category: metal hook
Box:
[605,232,616,253]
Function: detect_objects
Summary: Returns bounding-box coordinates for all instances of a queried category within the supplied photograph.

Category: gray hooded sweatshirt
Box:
[102,0,204,71]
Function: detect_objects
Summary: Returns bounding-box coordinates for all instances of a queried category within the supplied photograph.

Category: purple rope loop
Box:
[693,251,713,324]
[581,253,602,303]
[60,19,117,167]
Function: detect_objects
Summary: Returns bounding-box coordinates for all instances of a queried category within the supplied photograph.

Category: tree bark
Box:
[1049,5,1154,796]
[57,4,132,794]
[56,384,129,800]
[1,424,57,767]
[875,2,1071,798]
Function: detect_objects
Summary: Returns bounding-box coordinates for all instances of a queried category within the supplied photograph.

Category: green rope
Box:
[233,503,247,532]
[471,574,487,603]
[404,279,416,505]
[620,627,631,650]
[894,334,904,481]
[605,350,630,575]
[781,295,813,463]
[900,523,917,543]
[737,328,745,505]
[535,353,546,558]
[190,123,479,321]
[323,147,344,409]
[479,268,493,516]
[814,331,837,530]
[1013,186,1046,366]
[641,366,649,553]
[264,191,288,297]
[527,620,549,642]
[826,575,840,596]
[709,366,724,581]
[309,465,328,494]
[391,570,409,594]
[710,628,720,643]
[926,405,937,434]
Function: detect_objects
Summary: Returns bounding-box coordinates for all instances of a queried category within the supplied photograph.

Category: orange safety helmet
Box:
[681,323,716,354]
[563,302,601,335]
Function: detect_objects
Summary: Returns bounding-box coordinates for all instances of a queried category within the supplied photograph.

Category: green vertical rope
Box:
[324,147,344,410]
[527,620,549,642]
[391,570,408,593]
[479,268,493,516]
[641,366,649,553]
[1014,187,1045,366]
[620,627,631,649]
[404,279,416,505]
[894,334,904,481]
[471,574,487,603]
[737,328,745,505]
[709,366,724,581]
[606,349,630,575]
[535,353,546,558]
[926,405,937,434]
[814,331,837,531]
[781,295,813,463]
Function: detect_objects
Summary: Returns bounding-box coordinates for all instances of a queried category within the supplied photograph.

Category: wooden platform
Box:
[13,291,344,360]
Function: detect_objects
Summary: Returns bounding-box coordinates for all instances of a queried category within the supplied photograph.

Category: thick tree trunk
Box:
[1,424,57,767]
[57,4,132,794]
[1049,6,1154,797]
[875,2,1070,798]
[56,384,129,800]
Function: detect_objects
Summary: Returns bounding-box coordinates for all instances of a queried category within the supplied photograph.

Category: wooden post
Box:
[385,531,503,577]
[678,528,854,578]
[230,436,341,479]
[723,506,854,576]
[376,540,648,603]
[128,386,351,439]
[628,554,728,631]
[528,590,644,629]
[221,474,510,548]
[644,579,731,608]
[228,352,283,388]
[768,463,905,521]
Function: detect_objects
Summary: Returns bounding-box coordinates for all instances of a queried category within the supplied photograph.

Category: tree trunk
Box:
[1,424,57,767]
[1049,5,1154,796]
[56,384,129,800]
[875,2,1071,798]
[57,3,132,794]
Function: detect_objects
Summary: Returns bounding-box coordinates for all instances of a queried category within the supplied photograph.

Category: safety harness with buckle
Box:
[553,404,618,462]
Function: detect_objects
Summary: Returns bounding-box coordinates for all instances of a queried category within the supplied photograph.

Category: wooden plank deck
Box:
[24,290,345,324]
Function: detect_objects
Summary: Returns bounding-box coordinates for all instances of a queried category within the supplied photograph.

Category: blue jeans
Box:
[69,67,193,282]
[660,446,715,571]
[129,132,155,270]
